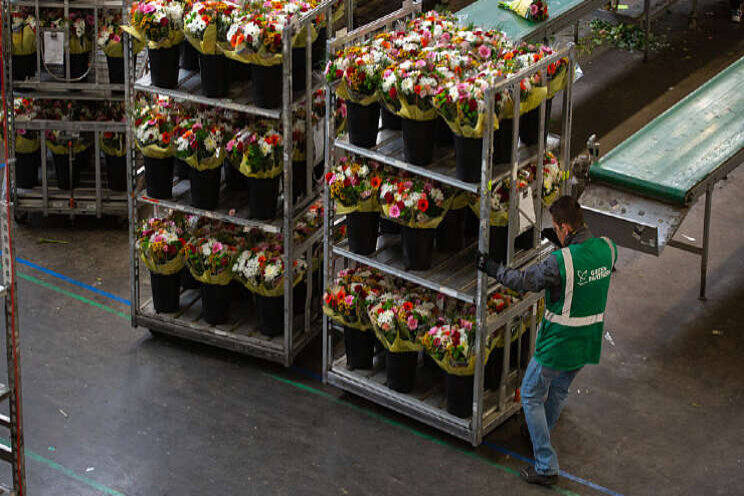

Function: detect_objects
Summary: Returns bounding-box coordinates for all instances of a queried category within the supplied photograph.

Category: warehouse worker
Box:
[477,196,617,487]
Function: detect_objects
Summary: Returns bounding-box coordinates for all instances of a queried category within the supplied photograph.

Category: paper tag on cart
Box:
[44,32,64,65]
[518,186,536,231]
[313,121,325,166]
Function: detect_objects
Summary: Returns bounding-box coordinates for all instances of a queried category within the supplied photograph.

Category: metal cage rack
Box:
[321,0,576,446]
[3,0,131,220]
[126,0,348,366]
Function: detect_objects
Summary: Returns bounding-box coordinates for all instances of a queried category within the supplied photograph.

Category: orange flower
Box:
[370,176,381,189]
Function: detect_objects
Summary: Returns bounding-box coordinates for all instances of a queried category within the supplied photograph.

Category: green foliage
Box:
[578,19,668,55]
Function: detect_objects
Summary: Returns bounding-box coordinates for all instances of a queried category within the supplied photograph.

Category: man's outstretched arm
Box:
[477,252,561,293]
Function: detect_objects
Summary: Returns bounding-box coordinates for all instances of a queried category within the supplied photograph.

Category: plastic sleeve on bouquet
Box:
[103,38,144,58]
[395,97,438,122]
[380,196,454,230]
[121,25,184,50]
[321,305,372,331]
[335,197,380,215]
[186,24,218,55]
[140,253,185,275]
[370,321,423,354]
[181,148,225,171]
[547,65,568,100]
[189,267,233,286]
[237,154,283,179]
[15,134,40,154]
[137,142,174,159]
[46,140,91,156]
[100,135,127,157]
[499,86,548,120]
[335,82,378,107]
[69,36,93,55]
[12,26,36,55]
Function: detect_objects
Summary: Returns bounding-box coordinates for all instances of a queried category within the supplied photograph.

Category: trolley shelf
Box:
[327,354,523,443]
[334,131,561,194]
[14,120,127,132]
[134,70,325,119]
[12,81,125,95]
[138,289,320,362]
[9,0,122,7]
[135,176,325,234]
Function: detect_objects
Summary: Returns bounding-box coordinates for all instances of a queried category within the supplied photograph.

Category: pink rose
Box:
[478,44,491,59]
[389,204,400,218]
[407,316,418,330]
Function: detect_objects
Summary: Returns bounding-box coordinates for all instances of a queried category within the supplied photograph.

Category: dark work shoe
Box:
[520,466,558,487]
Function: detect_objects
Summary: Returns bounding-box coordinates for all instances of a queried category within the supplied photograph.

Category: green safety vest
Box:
[535,236,617,371]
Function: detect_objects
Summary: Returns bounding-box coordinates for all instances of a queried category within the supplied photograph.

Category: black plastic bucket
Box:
[435,117,453,147]
[386,351,418,393]
[180,42,200,71]
[224,160,250,191]
[199,53,228,97]
[151,271,181,314]
[454,134,483,183]
[485,349,503,391]
[465,208,479,240]
[346,211,380,255]
[181,268,200,290]
[312,27,326,68]
[493,118,514,165]
[292,280,307,315]
[69,52,90,81]
[401,226,435,271]
[380,106,402,130]
[251,63,283,109]
[144,156,174,199]
[201,283,231,325]
[106,55,124,84]
[347,101,380,148]
[519,98,552,146]
[12,53,36,81]
[292,46,307,93]
[402,118,436,166]
[149,44,181,89]
[104,153,127,191]
[344,326,376,370]
[446,373,474,418]
[293,160,308,202]
[228,58,251,82]
[256,294,284,337]
[189,166,222,210]
[436,208,466,252]
[379,217,401,235]
[15,151,39,188]
[174,158,190,181]
[52,152,82,190]
[249,176,279,220]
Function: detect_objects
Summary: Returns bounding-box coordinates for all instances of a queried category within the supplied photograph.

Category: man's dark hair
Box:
[549,196,584,230]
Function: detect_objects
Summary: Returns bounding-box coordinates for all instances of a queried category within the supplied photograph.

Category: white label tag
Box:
[518,186,536,231]
[313,120,325,166]
[44,32,64,65]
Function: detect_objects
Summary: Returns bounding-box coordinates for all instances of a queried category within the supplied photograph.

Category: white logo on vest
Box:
[577,267,610,286]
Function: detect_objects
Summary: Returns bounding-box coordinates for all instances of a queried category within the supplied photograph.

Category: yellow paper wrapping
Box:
[182,149,225,171]
[140,252,185,275]
[395,97,437,121]
[443,109,501,138]
[547,66,567,99]
[103,38,144,58]
[12,26,36,55]
[136,141,174,159]
[427,338,498,376]
[381,195,453,229]
[322,305,371,331]
[543,189,559,207]
[69,36,92,54]
[46,140,90,156]
[335,81,378,106]
[189,267,232,286]
[451,192,471,210]
[335,197,379,215]
[100,135,126,157]
[236,269,306,297]
[500,86,548,119]
[122,25,184,50]
[237,153,282,179]
[372,322,423,353]
[222,26,316,66]
[469,201,508,227]
[15,134,39,153]
[186,24,218,55]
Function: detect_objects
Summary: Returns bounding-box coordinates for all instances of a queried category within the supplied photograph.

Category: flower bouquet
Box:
[233,240,308,336]
[133,97,175,198]
[368,292,441,392]
[498,0,548,22]
[226,123,283,219]
[98,11,143,84]
[379,175,451,270]
[185,234,239,324]
[184,1,240,96]
[44,101,92,190]
[137,217,187,313]
[124,0,185,88]
[97,102,128,191]
[323,266,388,369]
[68,11,95,81]
[174,113,226,209]
[13,97,40,188]
[10,9,37,80]
[325,43,384,147]
[325,156,383,255]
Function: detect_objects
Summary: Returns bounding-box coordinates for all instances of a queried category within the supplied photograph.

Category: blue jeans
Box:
[521,357,582,475]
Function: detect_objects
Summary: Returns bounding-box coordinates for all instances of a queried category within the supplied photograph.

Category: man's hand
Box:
[541,227,561,246]
[477,251,502,276]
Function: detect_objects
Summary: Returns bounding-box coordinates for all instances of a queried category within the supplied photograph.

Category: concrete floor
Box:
[1,1,742,494]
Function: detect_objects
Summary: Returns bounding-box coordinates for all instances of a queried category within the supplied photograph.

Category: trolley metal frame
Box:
[2,0,131,219]
[125,0,347,366]
[322,0,576,445]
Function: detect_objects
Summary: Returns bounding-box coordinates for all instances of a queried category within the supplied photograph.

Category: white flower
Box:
[401,77,414,94]
[264,263,280,282]
[201,243,211,256]
[204,135,217,152]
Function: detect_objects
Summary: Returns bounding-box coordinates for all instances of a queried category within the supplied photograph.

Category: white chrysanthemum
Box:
[264,263,280,282]
[401,77,414,94]
[258,138,271,156]
[204,135,217,152]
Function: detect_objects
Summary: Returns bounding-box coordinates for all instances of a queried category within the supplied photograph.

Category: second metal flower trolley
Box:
[322,1,576,445]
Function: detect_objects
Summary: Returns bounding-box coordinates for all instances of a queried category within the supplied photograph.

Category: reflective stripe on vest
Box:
[601,236,616,268]
[547,243,606,327]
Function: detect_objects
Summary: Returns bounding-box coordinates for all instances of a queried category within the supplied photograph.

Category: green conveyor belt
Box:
[457,0,587,41]
[589,56,744,206]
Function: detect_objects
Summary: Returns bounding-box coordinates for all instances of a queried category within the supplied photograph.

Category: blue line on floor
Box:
[17,257,131,306]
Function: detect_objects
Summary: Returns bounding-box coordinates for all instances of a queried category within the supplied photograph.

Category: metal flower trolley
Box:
[125,0,345,366]
[2,0,130,219]
[322,1,577,446]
